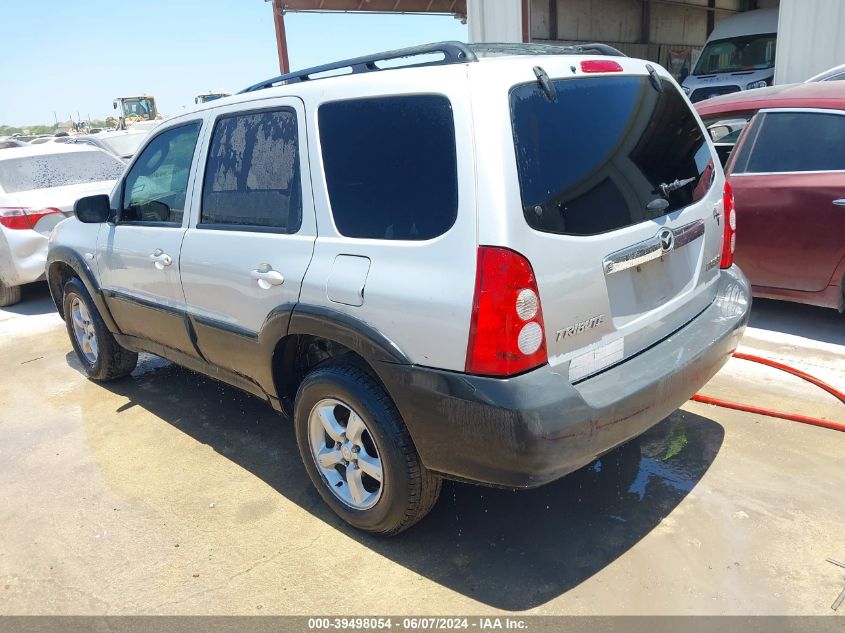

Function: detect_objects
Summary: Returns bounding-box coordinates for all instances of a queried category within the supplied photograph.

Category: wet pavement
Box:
[1,283,844,614]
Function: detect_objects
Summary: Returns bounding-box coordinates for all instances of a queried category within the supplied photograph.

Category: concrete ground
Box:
[1,283,844,615]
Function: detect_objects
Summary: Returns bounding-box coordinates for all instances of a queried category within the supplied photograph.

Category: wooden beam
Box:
[640,0,650,44]
[548,0,557,40]
[272,0,291,74]
[522,0,530,42]
[707,0,715,35]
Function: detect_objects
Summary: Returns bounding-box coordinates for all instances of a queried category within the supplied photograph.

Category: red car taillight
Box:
[720,182,736,269]
[465,246,548,377]
[0,206,62,230]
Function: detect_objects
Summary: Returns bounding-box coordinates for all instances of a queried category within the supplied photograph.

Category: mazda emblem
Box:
[659,228,674,252]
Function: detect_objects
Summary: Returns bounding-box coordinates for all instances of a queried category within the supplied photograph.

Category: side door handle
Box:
[250,263,284,289]
[833,198,845,207]
[149,249,173,270]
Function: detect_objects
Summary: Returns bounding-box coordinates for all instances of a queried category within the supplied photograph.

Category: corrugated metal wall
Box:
[525,0,749,77]
[774,0,845,84]
[468,0,523,43]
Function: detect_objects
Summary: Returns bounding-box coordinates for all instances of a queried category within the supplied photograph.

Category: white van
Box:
[682,8,778,103]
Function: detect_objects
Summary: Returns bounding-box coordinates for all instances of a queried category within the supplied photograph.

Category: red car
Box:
[697,82,845,310]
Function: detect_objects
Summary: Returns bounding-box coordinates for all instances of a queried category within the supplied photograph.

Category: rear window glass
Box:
[731,111,845,173]
[319,95,457,240]
[0,151,124,194]
[510,76,713,236]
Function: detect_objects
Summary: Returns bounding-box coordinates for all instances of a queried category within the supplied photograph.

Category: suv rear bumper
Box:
[379,266,751,488]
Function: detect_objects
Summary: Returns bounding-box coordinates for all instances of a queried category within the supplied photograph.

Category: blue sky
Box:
[0,0,467,127]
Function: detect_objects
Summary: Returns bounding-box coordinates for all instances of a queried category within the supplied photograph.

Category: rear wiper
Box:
[646,64,664,93]
[533,66,557,102]
[657,176,696,198]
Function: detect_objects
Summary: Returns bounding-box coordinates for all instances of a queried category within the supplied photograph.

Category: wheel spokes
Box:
[308,398,383,510]
[317,406,345,443]
[71,310,85,330]
[346,465,366,505]
[345,411,366,445]
[77,300,91,323]
[357,450,382,483]
[316,446,343,469]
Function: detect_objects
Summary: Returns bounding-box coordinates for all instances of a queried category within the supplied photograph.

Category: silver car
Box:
[47,42,750,535]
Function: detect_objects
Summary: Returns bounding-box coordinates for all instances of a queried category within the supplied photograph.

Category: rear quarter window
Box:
[510,75,713,236]
[319,95,458,240]
[731,110,845,173]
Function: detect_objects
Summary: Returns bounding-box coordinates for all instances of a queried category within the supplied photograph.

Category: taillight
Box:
[0,206,62,230]
[720,182,736,269]
[580,60,624,73]
[465,246,548,377]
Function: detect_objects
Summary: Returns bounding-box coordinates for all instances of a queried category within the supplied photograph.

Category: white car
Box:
[28,136,72,145]
[0,144,125,306]
[805,63,845,82]
[66,129,150,162]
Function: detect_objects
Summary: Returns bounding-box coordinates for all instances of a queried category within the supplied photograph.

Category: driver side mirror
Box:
[74,195,112,223]
[680,67,690,82]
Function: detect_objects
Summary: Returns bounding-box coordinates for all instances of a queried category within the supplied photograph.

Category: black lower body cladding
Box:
[378,266,751,489]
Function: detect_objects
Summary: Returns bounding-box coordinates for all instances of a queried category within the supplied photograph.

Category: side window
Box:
[200,109,301,233]
[733,111,845,173]
[121,122,201,225]
[319,95,458,240]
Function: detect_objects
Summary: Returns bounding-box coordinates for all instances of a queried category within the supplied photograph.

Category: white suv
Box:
[47,42,750,535]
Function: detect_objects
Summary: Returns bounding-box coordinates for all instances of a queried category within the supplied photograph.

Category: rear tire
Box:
[63,277,138,381]
[0,281,21,307]
[294,360,441,535]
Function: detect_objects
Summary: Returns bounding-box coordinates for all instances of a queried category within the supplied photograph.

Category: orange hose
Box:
[732,352,845,405]
[691,352,845,433]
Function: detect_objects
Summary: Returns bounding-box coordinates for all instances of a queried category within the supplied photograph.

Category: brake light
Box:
[0,206,62,230]
[720,182,736,269]
[465,246,548,377]
[580,60,623,73]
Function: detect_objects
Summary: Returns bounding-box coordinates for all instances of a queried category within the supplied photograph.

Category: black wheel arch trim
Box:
[285,305,411,366]
[46,246,119,332]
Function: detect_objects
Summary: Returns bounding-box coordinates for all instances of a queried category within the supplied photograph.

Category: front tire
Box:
[0,281,21,307]
[63,277,138,381]
[294,360,441,535]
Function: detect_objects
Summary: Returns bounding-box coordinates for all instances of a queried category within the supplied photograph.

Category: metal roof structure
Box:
[265,0,468,74]
[277,0,466,18]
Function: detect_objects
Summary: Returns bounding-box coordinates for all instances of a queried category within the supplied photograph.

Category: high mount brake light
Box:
[580,60,624,73]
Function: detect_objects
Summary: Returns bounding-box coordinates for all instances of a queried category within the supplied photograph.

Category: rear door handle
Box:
[833,198,845,207]
[149,249,172,269]
[251,264,284,289]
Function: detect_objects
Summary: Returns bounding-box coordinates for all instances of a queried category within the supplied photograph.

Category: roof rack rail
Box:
[467,42,627,58]
[240,41,476,94]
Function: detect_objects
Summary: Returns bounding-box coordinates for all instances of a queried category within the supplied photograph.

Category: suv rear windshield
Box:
[510,75,713,236]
